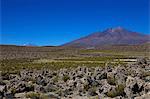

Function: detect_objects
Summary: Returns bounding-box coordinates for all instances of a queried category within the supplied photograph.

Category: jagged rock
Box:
[35,75,46,85]
[99,79,114,94]
[0,85,5,92]
[144,82,150,93]
[0,58,149,99]
[145,65,150,71]
[114,66,127,85]
[0,92,3,99]
[115,73,126,85]
[34,84,45,93]
[137,58,147,65]
[14,81,34,93]
[87,88,98,96]
[104,96,123,99]
[68,95,88,99]
[91,80,99,87]
[45,83,58,92]
[0,85,5,99]
[125,76,145,98]
[105,64,113,72]
[144,76,150,82]
[135,92,150,99]
[107,72,116,85]
[14,92,26,98]
[4,91,14,99]
[62,88,73,97]
[44,92,60,99]
[97,71,107,80]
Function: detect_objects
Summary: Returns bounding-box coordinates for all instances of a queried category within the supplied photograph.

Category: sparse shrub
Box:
[142,71,150,78]
[89,95,99,99]
[10,87,16,95]
[84,84,90,91]
[106,84,125,98]
[88,87,98,96]
[63,75,70,82]
[39,94,49,99]
[53,75,59,83]
[26,92,40,99]
[107,76,116,85]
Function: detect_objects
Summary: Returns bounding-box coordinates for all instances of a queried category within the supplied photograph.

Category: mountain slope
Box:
[63,27,150,48]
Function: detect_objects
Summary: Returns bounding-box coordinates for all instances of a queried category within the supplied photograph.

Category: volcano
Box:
[63,27,150,48]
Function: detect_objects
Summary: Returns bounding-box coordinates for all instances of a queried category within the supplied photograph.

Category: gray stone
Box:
[4,91,14,99]
[14,92,26,98]
[135,92,150,99]
[0,85,5,92]
[125,76,144,98]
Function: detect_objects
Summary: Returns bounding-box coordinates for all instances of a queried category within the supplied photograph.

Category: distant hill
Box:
[63,27,150,48]
[0,43,149,60]
[0,45,60,59]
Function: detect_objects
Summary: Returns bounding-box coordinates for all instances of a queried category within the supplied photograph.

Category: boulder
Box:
[44,92,60,99]
[144,82,150,93]
[14,92,26,98]
[144,75,150,82]
[4,91,14,99]
[87,88,98,96]
[0,85,5,92]
[135,92,150,99]
[125,76,144,98]
[99,79,114,94]
[137,58,147,65]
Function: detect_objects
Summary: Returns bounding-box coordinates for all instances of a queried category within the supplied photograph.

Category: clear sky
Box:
[1,0,149,46]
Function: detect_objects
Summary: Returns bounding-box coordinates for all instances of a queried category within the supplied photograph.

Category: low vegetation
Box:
[0,45,149,98]
[106,84,125,98]
[25,92,40,99]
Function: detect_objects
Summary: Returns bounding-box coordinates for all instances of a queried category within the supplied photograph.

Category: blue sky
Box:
[1,0,149,46]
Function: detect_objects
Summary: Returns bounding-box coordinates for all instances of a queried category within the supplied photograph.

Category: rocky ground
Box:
[0,58,150,99]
